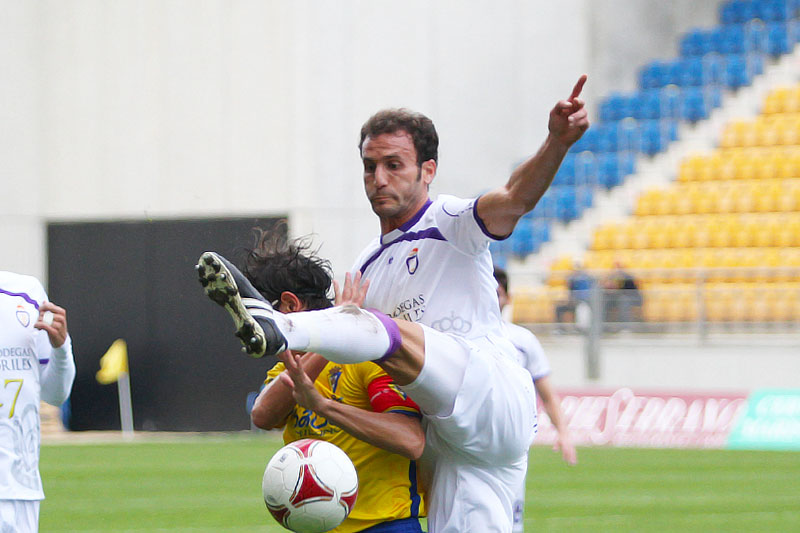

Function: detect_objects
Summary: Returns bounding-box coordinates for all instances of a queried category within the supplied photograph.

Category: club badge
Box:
[16,305,30,327]
[406,248,419,275]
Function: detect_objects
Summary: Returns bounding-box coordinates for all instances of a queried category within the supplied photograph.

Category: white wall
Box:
[1,0,721,283]
[541,335,800,392]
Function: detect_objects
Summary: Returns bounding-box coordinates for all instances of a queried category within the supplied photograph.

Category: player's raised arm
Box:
[477,74,590,238]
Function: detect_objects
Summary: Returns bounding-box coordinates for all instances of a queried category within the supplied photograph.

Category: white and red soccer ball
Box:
[262,439,359,533]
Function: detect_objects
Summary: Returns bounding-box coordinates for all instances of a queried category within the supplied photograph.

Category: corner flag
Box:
[96,339,128,384]
[96,339,134,439]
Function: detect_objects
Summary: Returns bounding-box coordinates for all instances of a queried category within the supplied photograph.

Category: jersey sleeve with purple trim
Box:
[431,195,493,256]
[504,321,551,381]
[0,272,55,500]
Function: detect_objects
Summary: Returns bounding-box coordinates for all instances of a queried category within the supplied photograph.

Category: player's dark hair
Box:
[493,265,509,293]
[242,223,333,311]
[358,108,439,166]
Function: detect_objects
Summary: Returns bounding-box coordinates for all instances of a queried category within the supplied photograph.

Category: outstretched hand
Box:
[549,74,590,148]
[278,349,326,412]
[334,271,370,307]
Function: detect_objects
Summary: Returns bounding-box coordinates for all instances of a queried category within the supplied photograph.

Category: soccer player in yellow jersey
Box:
[245,227,426,533]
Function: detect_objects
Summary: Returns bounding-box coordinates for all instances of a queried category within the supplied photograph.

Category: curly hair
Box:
[358,108,439,165]
[241,223,333,311]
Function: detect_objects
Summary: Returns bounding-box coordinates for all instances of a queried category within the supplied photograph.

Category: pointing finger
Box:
[569,74,588,101]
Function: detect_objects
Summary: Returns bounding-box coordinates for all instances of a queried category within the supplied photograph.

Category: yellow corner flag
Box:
[96,339,129,384]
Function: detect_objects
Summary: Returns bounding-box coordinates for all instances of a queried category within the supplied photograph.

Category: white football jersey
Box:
[0,272,74,500]
[503,321,551,382]
[352,195,515,357]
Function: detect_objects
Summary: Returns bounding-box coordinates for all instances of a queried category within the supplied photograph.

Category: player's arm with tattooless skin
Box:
[280,349,425,460]
[477,75,589,238]
[535,375,577,465]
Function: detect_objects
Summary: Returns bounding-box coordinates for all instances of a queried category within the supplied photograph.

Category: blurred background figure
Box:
[554,261,595,328]
[494,266,577,533]
[602,260,642,328]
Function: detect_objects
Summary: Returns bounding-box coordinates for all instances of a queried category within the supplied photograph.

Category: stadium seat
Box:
[767,21,793,56]
[757,0,793,22]
[680,28,712,57]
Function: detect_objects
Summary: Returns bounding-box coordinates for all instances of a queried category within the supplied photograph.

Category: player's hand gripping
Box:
[548,74,590,148]
[279,349,328,412]
[334,271,370,308]
[34,301,68,348]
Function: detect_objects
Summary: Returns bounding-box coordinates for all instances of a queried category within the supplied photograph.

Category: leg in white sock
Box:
[267,305,402,364]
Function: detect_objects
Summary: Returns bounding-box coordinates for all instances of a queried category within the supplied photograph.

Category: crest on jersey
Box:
[406,248,419,275]
[328,366,342,392]
[16,305,30,327]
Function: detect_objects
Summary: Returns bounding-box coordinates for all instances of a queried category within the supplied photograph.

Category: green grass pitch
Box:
[40,433,800,532]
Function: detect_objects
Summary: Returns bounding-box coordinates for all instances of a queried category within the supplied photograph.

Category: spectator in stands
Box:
[554,261,594,326]
[602,261,642,325]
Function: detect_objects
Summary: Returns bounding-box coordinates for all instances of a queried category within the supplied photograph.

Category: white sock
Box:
[251,304,402,364]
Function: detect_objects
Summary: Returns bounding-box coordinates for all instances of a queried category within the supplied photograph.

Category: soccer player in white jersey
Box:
[199,75,588,533]
[494,266,576,532]
[0,271,75,532]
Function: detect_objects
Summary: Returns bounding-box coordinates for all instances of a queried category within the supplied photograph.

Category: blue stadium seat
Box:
[554,187,578,221]
[597,153,622,189]
[553,154,576,186]
[596,123,619,153]
[639,120,669,155]
[746,20,770,54]
[767,21,792,55]
[680,29,712,57]
[571,128,600,152]
[640,61,671,89]
[633,90,662,119]
[531,219,550,248]
[575,186,594,210]
[720,0,758,25]
[677,58,706,87]
[617,118,640,152]
[702,54,727,85]
[724,53,763,89]
[575,151,598,186]
[681,87,711,121]
[511,221,534,256]
[720,25,747,54]
[599,93,633,122]
[531,192,557,219]
[660,86,682,119]
[757,0,793,21]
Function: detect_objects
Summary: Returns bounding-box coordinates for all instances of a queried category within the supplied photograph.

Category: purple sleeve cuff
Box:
[473,194,510,241]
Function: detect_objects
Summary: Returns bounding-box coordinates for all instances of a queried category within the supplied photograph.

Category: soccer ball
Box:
[262,439,359,533]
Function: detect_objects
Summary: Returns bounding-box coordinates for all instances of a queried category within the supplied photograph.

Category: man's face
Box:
[361,131,434,229]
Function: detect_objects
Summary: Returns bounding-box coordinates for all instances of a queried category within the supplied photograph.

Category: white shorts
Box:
[403,328,538,533]
[0,500,40,533]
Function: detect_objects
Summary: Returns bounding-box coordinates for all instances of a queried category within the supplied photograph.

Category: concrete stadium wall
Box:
[539,335,800,392]
[2,0,722,283]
